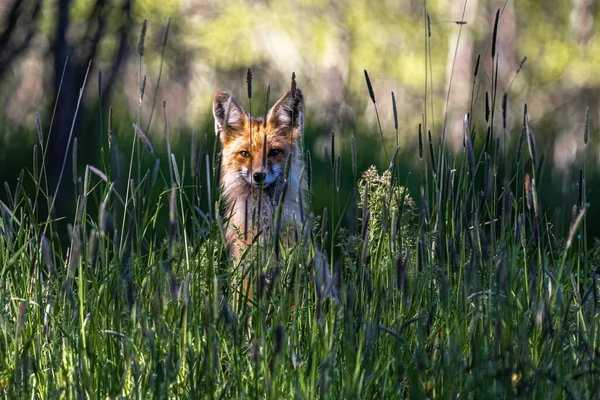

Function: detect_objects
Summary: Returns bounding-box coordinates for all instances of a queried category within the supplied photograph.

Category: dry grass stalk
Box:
[567,203,589,249]
[87,165,108,183]
[132,123,154,154]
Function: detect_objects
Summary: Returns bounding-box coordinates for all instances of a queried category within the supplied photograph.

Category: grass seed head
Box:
[524,167,532,210]
[484,126,491,153]
[517,56,527,74]
[246,68,252,99]
[517,124,526,164]
[515,213,525,244]
[36,112,43,147]
[584,106,590,145]
[364,69,375,104]
[428,130,436,173]
[137,19,147,56]
[130,179,136,207]
[14,169,23,206]
[485,91,490,123]
[139,74,146,103]
[263,83,270,127]
[463,113,470,146]
[466,138,475,178]
[491,9,500,59]
[381,195,388,228]
[395,254,406,292]
[567,203,589,249]
[330,130,335,169]
[427,12,431,37]
[418,123,423,159]
[391,91,398,131]
[88,165,107,183]
[41,234,57,279]
[361,181,369,224]
[168,184,177,243]
[361,210,371,242]
[527,129,538,167]
[171,153,181,186]
[291,71,297,98]
[502,92,508,129]
[361,224,370,265]
[133,123,154,154]
[389,145,399,171]
[4,183,13,209]
[87,229,98,266]
[163,16,171,47]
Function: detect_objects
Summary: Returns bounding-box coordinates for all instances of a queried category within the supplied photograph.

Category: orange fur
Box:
[213,88,335,302]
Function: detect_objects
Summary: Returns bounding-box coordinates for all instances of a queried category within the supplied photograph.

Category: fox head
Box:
[213,88,304,192]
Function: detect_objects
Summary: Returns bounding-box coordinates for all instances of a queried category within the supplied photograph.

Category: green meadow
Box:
[1,3,600,399]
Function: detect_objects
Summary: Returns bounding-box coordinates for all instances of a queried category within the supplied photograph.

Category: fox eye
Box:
[268,149,282,157]
[239,151,250,158]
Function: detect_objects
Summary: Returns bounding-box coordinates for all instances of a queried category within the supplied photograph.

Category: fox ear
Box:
[267,88,304,137]
[213,91,249,140]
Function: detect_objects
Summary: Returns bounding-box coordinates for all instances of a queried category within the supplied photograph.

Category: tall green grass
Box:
[1,10,599,399]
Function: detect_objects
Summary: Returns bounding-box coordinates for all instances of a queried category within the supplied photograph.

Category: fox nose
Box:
[253,172,266,183]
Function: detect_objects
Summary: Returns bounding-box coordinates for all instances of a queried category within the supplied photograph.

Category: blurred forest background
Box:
[0,0,599,238]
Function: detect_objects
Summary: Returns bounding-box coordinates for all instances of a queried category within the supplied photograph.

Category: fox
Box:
[212,86,336,302]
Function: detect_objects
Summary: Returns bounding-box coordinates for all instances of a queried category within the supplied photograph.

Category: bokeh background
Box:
[0,0,599,237]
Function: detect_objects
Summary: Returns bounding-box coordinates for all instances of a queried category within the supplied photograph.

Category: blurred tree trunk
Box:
[0,0,41,78]
[48,0,76,214]
[47,0,131,229]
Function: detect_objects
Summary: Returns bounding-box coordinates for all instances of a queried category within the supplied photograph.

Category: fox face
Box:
[213,88,304,194]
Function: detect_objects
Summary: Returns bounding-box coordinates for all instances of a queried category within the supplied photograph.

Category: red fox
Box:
[213,87,336,302]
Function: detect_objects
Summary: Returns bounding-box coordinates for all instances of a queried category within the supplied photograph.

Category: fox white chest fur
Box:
[213,88,308,255]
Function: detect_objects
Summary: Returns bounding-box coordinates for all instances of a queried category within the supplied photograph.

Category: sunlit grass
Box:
[0,11,599,399]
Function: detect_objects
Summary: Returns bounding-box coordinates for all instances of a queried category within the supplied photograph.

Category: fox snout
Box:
[253,171,266,184]
[242,166,279,188]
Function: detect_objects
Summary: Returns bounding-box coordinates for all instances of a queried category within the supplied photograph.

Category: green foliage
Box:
[1,73,598,398]
[2,3,600,398]
[358,165,416,243]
